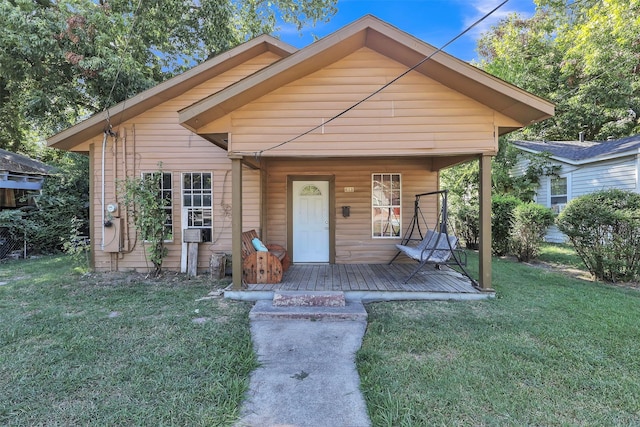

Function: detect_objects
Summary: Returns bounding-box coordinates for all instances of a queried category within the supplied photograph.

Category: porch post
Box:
[479,154,493,291]
[231,155,243,290]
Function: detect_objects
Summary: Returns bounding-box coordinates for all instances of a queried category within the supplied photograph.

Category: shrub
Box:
[453,202,479,250]
[510,203,555,262]
[557,189,640,282]
[491,194,522,256]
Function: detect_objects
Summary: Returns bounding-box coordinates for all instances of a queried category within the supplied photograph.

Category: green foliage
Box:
[1,0,337,152]
[119,167,169,276]
[0,210,32,243]
[441,140,557,250]
[0,152,89,256]
[494,140,560,202]
[61,217,90,273]
[510,203,555,262]
[26,152,89,254]
[491,194,522,256]
[557,189,640,282]
[454,203,479,250]
[440,161,479,249]
[477,0,640,141]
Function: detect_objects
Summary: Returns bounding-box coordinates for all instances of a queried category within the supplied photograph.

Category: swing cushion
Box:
[396,230,458,263]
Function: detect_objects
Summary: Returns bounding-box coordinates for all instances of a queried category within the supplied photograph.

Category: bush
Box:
[557,189,640,282]
[492,195,522,256]
[510,203,555,262]
[453,202,479,250]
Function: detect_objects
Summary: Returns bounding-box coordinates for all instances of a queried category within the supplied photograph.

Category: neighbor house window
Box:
[372,173,401,238]
[142,172,173,241]
[550,176,568,214]
[182,172,213,242]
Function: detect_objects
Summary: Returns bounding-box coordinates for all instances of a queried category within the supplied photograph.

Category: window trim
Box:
[548,174,570,214]
[181,171,213,243]
[141,171,173,242]
[371,172,402,239]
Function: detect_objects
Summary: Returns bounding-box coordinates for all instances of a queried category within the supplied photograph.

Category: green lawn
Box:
[538,242,587,270]
[3,248,639,426]
[357,251,640,426]
[0,256,256,426]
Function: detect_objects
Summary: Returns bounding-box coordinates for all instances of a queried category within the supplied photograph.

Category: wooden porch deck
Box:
[226,263,494,302]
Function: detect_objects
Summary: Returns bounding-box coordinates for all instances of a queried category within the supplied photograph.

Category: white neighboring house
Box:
[512,135,640,243]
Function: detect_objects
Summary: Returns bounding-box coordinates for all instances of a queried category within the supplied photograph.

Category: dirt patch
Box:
[526,260,594,281]
[81,270,231,288]
[525,260,640,290]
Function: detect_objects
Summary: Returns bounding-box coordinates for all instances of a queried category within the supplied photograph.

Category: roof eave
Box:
[512,143,640,165]
[47,35,297,151]
[180,15,555,132]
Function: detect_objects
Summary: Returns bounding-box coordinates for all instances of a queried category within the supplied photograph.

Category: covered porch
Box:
[176,16,554,293]
[225,262,493,302]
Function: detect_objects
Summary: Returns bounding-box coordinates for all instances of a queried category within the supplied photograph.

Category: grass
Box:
[4,246,639,426]
[0,256,256,426]
[357,250,640,426]
[537,242,587,270]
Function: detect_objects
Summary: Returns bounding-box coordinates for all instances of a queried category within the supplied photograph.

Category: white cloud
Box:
[462,0,534,39]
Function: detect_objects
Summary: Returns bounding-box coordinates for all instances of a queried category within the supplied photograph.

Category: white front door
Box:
[292,180,329,263]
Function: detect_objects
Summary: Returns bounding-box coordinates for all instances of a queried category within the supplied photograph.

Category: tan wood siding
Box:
[264,157,438,264]
[85,52,282,272]
[91,132,261,272]
[221,48,498,156]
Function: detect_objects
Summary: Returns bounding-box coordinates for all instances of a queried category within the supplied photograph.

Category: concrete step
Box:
[249,299,367,321]
[272,291,346,307]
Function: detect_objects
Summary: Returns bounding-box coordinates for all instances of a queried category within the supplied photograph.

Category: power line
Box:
[247,0,510,156]
[103,0,144,132]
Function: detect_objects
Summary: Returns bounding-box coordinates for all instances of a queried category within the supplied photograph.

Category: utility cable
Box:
[103,0,144,132]
[248,0,510,156]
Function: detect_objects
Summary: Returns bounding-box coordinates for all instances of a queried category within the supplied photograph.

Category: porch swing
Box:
[389,190,478,286]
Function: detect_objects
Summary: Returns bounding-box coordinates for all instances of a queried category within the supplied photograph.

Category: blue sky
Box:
[276,0,537,62]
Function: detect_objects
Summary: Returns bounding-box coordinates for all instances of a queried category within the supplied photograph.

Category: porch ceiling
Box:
[179,15,554,134]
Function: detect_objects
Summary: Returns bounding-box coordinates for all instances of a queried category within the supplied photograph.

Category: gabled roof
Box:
[512,134,640,165]
[179,15,554,134]
[47,35,297,150]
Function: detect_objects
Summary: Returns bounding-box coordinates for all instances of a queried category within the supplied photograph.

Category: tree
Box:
[443,0,640,253]
[476,0,640,141]
[1,0,337,153]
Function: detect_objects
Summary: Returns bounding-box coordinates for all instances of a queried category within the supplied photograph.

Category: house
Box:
[47,15,554,291]
[512,135,640,242]
[0,148,52,210]
[0,148,53,259]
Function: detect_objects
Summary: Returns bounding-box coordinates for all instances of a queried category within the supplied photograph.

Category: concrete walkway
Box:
[236,293,371,427]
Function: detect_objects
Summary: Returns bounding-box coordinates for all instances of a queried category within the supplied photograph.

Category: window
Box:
[372,173,401,238]
[142,172,173,240]
[182,172,213,242]
[550,176,568,214]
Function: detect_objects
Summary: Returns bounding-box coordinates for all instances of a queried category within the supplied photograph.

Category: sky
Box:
[276,0,537,62]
